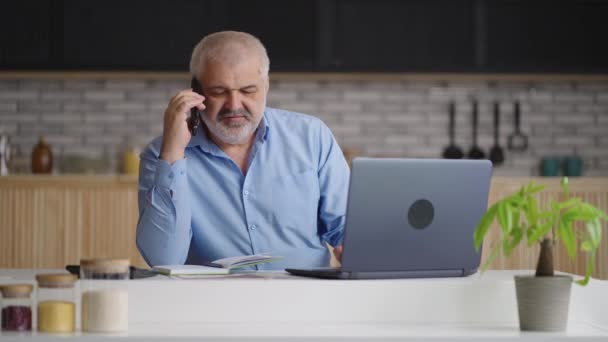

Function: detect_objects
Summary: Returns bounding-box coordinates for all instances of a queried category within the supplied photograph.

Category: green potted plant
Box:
[473,177,607,332]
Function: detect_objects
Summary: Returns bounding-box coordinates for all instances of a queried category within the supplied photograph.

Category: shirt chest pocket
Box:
[269,169,320,229]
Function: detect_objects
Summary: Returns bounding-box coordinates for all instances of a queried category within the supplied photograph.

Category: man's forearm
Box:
[136,159,192,266]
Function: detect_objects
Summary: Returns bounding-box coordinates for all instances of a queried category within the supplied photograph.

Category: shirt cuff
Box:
[154,158,187,189]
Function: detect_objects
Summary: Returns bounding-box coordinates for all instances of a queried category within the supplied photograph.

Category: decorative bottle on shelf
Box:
[122,146,140,176]
[31,136,53,174]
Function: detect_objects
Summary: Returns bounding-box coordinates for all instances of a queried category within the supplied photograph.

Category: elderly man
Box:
[136,31,349,270]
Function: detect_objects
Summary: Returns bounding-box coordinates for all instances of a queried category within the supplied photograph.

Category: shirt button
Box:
[250,224,256,230]
[244,190,249,196]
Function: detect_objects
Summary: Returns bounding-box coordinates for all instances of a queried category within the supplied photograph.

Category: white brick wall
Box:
[0,78,607,176]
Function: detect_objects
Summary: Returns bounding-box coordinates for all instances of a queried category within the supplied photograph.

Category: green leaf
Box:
[576,275,590,286]
[586,219,602,249]
[551,200,561,215]
[480,241,502,272]
[575,251,595,286]
[524,196,539,228]
[559,219,577,259]
[474,203,498,251]
[526,183,545,196]
[512,209,521,235]
[581,241,593,252]
[557,198,581,210]
[579,203,606,221]
[497,201,513,234]
[562,208,596,223]
[518,185,526,198]
[503,226,524,257]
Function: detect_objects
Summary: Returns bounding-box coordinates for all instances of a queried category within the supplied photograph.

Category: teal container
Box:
[563,156,583,177]
[540,157,561,177]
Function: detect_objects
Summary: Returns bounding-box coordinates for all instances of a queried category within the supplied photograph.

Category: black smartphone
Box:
[188,77,203,136]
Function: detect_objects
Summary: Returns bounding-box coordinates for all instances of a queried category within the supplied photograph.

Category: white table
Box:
[1,269,607,341]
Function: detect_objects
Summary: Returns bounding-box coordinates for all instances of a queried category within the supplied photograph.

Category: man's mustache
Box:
[217,108,252,121]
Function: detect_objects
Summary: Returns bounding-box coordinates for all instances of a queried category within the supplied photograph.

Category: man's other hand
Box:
[333,245,343,262]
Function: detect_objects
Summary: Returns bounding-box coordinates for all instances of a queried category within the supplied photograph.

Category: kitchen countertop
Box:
[0,269,607,341]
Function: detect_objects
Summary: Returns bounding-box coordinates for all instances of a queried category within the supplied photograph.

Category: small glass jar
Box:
[0,284,33,331]
[35,273,78,333]
[80,258,129,333]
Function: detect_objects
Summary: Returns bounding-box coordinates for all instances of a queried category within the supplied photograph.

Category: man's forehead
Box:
[204,51,261,71]
[201,62,264,88]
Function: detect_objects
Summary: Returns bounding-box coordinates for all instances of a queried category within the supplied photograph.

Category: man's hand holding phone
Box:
[160,89,205,164]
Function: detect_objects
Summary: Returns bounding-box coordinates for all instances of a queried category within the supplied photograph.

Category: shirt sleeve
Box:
[316,120,350,247]
[135,143,192,267]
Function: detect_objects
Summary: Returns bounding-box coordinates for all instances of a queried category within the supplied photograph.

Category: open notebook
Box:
[153,253,283,276]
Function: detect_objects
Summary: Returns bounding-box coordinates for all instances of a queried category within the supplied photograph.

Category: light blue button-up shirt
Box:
[136,107,350,270]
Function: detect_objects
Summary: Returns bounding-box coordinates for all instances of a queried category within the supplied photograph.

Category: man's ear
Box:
[264,77,270,95]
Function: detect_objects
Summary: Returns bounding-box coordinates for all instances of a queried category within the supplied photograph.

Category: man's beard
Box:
[201,108,261,145]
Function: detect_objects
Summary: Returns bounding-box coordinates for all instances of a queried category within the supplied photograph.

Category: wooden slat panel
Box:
[0,187,14,266]
[14,188,35,268]
[0,176,606,275]
[0,176,147,269]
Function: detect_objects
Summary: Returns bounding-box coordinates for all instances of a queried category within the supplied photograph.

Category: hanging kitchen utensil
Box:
[489,101,505,166]
[507,101,528,152]
[467,100,485,159]
[442,101,464,159]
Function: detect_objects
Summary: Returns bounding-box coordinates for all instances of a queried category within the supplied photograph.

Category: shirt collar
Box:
[186,109,270,153]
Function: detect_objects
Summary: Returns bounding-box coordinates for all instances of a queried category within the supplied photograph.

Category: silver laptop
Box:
[286,157,492,279]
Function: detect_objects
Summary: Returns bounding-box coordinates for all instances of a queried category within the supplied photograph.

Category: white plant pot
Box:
[514,275,573,331]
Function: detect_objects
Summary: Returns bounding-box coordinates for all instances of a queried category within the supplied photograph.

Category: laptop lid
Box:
[339,158,492,275]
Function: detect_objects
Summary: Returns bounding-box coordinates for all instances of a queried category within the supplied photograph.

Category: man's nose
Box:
[224,91,242,110]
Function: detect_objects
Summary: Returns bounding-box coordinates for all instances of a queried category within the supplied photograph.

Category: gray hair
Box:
[189,31,270,81]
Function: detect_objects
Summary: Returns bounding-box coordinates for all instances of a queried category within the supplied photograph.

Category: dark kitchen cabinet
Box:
[216,0,317,71]
[60,0,316,71]
[484,0,608,72]
[1,0,608,72]
[0,1,54,68]
[325,0,477,71]
[61,0,222,70]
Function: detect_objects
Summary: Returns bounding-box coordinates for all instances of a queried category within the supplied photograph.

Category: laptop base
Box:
[285,267,476,280]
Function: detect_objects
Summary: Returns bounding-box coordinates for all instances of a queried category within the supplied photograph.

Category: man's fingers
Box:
[169,90,204,108]
[172,93,204,108]
[176,98,206,114]
[333,245,343,261]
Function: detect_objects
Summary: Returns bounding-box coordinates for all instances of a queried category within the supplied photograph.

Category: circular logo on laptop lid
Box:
[408,199,434,230]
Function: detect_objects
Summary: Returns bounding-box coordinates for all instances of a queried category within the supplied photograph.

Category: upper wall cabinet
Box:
[325,0,476,71]
[484,0,608,72]
[216,0,318,71]
[0,1,53,68]
[1,0,607,72]
[61,0,221,70]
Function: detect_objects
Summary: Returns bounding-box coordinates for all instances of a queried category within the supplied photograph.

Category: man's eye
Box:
[242,87,257,94]
[209,89,226,96]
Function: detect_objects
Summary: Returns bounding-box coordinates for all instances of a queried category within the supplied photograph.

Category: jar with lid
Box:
[35,273,78,333]
[80,258,129,333]
[1,284,33,331]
